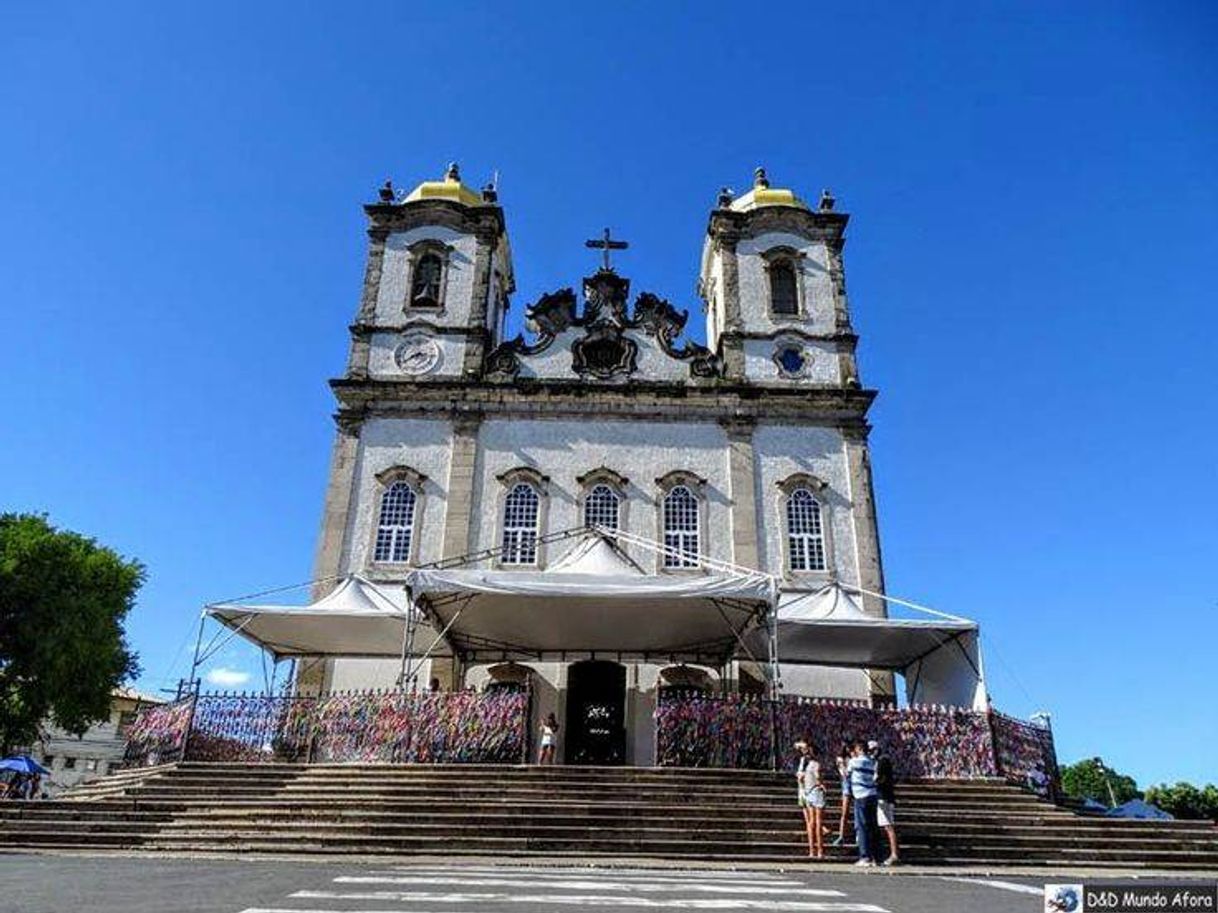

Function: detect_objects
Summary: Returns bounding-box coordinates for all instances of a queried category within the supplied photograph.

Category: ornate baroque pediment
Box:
[484,270,721,380]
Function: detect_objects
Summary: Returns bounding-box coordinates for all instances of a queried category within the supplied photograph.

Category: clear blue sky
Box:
[2,3,1215,786]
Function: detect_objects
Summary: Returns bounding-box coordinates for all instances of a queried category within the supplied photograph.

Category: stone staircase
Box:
[3,763,1217,869]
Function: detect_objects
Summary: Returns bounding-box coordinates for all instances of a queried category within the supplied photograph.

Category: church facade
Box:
[306,165,893,765]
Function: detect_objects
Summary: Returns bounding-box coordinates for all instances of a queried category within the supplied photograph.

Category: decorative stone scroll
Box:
[485,271,720,380]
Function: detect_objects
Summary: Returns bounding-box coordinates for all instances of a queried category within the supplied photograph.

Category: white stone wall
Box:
[735,233,836,338]
[752,423,858,584]
[470,418,734,568]
[366,330,467,380]
[701,241,727,351]
[742,338,841,385]
[515,328,692,382]
[376,227,477,331]
[340,418,453,571]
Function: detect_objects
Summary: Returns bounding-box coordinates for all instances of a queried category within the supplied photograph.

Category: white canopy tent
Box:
[193,529,987,710]
[747,584,988,710]
[404,535,776,664]
[197,575,450,691]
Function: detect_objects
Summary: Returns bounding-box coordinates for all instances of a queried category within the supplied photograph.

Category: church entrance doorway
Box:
[564,660,626,765]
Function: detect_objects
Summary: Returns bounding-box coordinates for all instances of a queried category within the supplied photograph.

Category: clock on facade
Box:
[394,334,441,375]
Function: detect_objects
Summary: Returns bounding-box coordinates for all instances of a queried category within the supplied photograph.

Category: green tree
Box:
[0,513,142,753]
[1060,757,1141,806]
[1144,782,1218,821]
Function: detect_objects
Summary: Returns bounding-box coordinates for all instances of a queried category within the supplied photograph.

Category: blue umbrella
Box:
[0,755,50,775]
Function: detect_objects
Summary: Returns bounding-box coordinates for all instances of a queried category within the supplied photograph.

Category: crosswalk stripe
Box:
[371,866,798,882]
[939,877,1043,896]
[334,875,844,895]
[290,889,889,910]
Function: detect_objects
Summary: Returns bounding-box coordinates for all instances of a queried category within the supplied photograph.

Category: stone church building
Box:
[305,165,893,764]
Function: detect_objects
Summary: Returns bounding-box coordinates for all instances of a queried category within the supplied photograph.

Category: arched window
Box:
[501,483,540,565]
[786,488,826,571]
[410,252,444,307]
[583,483,620,532]
[373,481,417,563]
[662,485,700,568]
[769,260,799,316]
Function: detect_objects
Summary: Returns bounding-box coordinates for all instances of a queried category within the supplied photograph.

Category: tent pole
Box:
[396,586,418,690]
[187,611,207,687]
[767,590,780,771]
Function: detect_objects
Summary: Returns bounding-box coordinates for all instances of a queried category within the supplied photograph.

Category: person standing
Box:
[846,740,879,866]
[871,739,899,866]
[794,740,826,858]
[538,712,559,765]
[832,742,854,847]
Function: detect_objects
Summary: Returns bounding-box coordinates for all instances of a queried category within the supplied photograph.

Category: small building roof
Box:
[111,686,165,705]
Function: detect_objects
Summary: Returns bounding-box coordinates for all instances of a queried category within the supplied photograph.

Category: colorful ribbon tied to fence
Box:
[657,693,1054,783]
[990,709,1059,787]
[141,689,530,764]
[123,697,194,766]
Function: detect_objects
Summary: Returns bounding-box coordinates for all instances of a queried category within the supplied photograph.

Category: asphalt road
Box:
[0,854,1061,913]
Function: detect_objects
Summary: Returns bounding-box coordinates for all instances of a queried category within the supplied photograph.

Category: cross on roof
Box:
[585,227,628,272]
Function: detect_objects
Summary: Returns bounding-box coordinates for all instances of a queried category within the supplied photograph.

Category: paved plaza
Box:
[0,854,1063,913]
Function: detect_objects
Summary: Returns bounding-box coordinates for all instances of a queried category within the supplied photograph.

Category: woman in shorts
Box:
[794,739,826,858]
[538,712,559,765]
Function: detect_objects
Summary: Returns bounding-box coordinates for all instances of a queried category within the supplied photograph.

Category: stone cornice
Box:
[349,321,483,339]
[329,376,876,427]
[707,206,849,244]
[725,328,859,347]
[364,198,506,238]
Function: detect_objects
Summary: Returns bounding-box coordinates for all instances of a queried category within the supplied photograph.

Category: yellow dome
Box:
[403,163,486,207]
[728,167,809,213]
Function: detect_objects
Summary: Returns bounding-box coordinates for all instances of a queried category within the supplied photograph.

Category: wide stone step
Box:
[3,808,1208,847]
[159,770,1026,794]
[131,833,1218,864]
[64,799,1086,825]
[125,790,1050,811]
[140,819,1218,850]
[148,812,1217,840]
[8,764,1215,869]
[291,782,1043,802]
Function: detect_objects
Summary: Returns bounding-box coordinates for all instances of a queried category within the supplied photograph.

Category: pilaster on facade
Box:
[461,230,498,377]
[719,417,759,570]
[311,417,363,601]
[356,228,390,323]
[825,236,854,334]
[440,411,484,561]
[842,422,895,703]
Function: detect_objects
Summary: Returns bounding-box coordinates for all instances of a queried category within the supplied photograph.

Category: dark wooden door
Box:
[565,661,627,765]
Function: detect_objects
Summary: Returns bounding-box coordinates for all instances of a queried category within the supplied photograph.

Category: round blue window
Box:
[777,346,805,375]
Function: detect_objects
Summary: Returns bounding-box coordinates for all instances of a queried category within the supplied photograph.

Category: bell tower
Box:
[344,163,514,383]
[699,168,858,388]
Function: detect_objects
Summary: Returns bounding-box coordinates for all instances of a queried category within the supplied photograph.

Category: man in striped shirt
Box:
[846,740,880,865]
